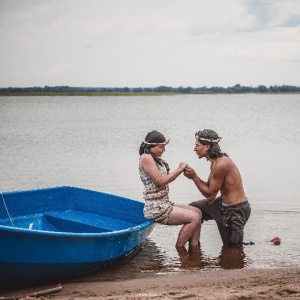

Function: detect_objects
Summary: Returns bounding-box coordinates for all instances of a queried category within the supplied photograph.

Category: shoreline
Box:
[1,92,300,97]
[1,267,300,300]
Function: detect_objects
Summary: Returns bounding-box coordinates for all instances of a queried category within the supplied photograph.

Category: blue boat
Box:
[0,186,154,285]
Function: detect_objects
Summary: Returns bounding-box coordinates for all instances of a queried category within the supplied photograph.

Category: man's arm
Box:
[184,162,226,201]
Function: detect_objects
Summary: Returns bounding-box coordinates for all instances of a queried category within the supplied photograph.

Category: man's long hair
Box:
[195,129,228,159]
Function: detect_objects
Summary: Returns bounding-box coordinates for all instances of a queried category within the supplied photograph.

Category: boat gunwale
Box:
[0,220,154,238]
[0,185,154,238]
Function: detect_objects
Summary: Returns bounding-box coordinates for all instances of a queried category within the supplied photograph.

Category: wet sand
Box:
[1,267,300,300]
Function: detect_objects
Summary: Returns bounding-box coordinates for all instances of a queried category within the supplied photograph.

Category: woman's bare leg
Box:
[175,204,202,247]
[166,206,201,248]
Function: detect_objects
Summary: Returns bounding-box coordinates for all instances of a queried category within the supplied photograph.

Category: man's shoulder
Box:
[215,156,236,171]
[216,156,232,165]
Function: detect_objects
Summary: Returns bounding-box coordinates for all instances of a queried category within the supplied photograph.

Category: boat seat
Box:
[44,210,136,233]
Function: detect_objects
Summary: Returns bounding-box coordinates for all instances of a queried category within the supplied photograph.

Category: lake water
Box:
[0,94,299,282]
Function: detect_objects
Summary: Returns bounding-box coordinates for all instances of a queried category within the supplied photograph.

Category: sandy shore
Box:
[1,267,300,300]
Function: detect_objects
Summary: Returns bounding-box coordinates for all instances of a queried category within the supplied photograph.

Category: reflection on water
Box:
[217,246,246,269]
[177,247,204,270]
[67,240,165,283]
[68,240,248,284]
[177,246,246,270]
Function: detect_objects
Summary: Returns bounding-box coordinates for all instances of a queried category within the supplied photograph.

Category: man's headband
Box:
[195,133,221,143]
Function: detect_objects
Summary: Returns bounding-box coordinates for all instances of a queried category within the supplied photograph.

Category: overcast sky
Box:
[0,0,299,88]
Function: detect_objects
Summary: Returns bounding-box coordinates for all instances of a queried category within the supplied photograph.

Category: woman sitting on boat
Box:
[139,130,201,249]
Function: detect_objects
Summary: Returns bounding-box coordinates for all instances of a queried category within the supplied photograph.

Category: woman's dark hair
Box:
[195,129,228,159]
[139,130,170,172]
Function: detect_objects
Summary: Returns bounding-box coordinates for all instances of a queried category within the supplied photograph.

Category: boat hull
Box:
[0,186,154,285]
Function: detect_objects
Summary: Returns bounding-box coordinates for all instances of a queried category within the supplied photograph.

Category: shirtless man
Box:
[184,129,251,247]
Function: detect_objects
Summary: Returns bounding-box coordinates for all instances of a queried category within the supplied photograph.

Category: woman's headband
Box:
[142,138,170,146]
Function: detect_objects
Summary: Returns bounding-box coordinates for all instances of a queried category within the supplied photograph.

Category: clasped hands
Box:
[178,163,197,180]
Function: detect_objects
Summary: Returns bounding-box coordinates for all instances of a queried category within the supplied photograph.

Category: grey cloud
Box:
[244,0,300,29]
[245,0,277,29]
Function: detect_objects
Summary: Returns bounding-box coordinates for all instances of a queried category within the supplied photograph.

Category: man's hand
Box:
[184,166,197,180]
[178,162,188,171]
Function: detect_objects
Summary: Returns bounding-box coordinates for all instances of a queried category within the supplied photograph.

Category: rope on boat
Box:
[1,193,14,226]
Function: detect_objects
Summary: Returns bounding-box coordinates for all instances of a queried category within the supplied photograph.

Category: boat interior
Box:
[0,186,145,234]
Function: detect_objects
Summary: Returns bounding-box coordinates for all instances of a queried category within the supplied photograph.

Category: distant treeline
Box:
[1,84,300,95]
